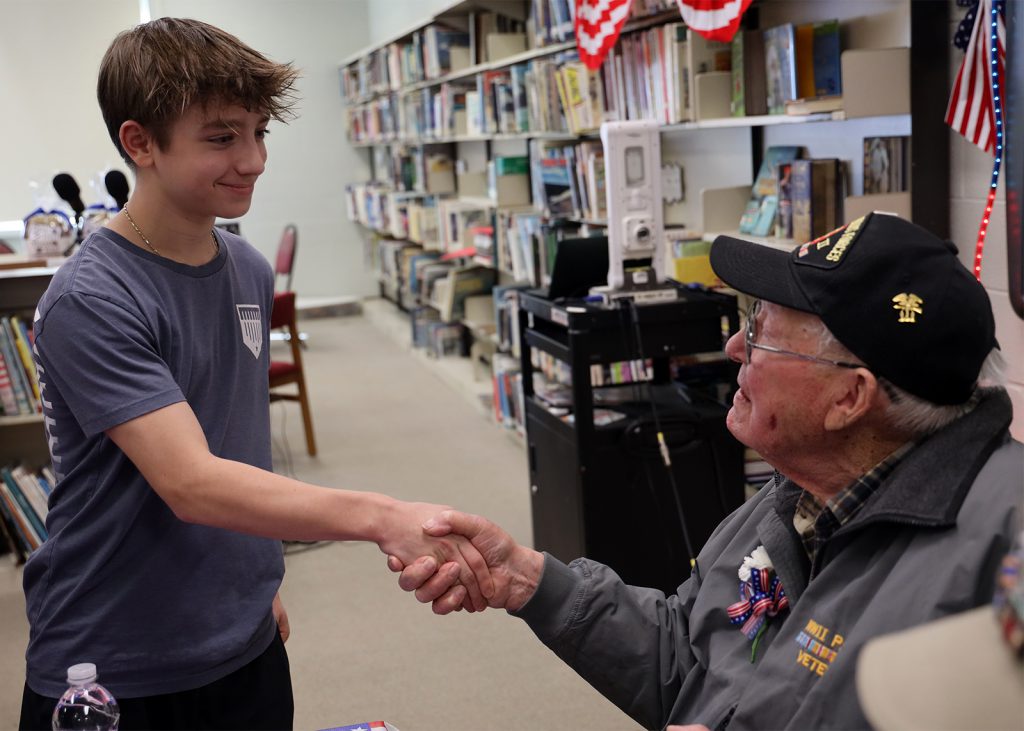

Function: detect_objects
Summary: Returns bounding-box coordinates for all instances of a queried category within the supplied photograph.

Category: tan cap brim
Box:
[857,608,1024,731]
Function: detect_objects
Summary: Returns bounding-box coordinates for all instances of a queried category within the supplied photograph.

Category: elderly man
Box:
[396,212,1022,730]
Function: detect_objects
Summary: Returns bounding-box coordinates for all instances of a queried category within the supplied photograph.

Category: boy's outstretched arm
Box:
[107,401,492,611]
[390,510,545,614]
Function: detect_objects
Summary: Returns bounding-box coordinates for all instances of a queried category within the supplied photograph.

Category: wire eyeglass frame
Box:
[744,299,867,370]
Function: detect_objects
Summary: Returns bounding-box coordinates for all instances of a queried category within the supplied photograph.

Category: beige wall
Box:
[0,0,376,300]
[0,0,140,222]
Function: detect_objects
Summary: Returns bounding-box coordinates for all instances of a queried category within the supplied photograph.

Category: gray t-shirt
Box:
[23,227,284,698]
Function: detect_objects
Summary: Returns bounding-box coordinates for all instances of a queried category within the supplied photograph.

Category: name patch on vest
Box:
[794,619,844,677]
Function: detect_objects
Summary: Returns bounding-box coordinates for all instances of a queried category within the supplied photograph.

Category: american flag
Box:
[575,0,633,71]
[945,0,1006,154]
[675,0,753,43]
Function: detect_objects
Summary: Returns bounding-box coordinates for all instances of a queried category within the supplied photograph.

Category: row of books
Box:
[341,4,555,103]
[346,51,579,142]
[531,349,656,389]
[530,139,607,222]
[740,146,846,242]
[347,19,727,143]
[411,306,468,357]
[351,180,595,294]
[0,463,52,563]
[345,15,846,146]
[738,19,842,118]
[497,214,594,287]
[0,315,41,417]
[341,20,475,100]
[342,0,682,105]
[737,136,907,242]
[346,184,493,254]
[377,238,499,324]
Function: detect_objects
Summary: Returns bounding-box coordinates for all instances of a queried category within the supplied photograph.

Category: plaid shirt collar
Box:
[794,441,916,563]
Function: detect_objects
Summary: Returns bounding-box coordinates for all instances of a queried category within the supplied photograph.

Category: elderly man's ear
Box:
[823,369,880,432]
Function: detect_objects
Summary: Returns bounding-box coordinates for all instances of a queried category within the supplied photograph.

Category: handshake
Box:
[381,508,544,615]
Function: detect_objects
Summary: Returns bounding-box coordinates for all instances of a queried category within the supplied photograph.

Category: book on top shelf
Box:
[746,29,768,116]
[812,19,842,97]
[793,23,816,101]
[763,24,797,115]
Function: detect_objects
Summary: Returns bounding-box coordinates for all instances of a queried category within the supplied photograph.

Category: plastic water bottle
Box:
[52,663,120,731]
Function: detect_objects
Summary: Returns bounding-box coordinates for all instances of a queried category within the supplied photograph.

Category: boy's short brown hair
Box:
[97,17,299,167]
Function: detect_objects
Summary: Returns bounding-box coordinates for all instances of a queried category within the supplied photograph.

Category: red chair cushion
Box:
[269,360,297,379]
[270,291,295,329]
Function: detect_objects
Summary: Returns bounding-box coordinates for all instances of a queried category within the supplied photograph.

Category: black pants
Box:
[19,632,293,731]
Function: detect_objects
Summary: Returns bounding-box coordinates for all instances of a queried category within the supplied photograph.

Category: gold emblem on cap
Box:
[892,293,923,323]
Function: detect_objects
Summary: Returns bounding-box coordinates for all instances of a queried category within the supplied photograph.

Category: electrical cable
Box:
[607,301,680,572]
[623,296,698,567]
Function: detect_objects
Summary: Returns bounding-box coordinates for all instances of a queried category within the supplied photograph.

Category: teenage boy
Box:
[19,18,490,730]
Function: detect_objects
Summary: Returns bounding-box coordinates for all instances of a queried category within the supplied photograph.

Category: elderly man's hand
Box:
[377,502,495,612]
[388,510,545,615]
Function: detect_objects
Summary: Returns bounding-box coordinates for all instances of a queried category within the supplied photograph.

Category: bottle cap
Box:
[66,663,97,685]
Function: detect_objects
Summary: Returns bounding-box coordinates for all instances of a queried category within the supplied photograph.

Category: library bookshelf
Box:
[0,263,55,468]
[0,262,57,562]
[340,0,948,440]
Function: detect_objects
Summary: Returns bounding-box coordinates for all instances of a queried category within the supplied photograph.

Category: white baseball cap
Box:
[856,540,1024,731]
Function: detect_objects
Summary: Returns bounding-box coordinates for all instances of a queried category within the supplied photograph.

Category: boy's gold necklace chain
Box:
[122,205,219,258]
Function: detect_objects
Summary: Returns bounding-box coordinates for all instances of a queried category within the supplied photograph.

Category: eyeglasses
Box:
[744,300,867,369]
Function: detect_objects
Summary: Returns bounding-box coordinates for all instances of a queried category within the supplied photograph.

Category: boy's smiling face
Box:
[149,101,271,222]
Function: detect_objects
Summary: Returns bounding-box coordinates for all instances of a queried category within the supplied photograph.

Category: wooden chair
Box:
[270,224,307,346]
[274,224,297,292]
[269,290,317,456]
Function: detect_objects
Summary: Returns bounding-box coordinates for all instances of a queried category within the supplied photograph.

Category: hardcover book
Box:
[813,19,842,97]
[790,158,813,244]
[763,24,797,115]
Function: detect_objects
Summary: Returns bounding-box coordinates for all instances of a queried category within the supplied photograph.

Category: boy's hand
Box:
[377,501,494,612]
[390,510,545,615]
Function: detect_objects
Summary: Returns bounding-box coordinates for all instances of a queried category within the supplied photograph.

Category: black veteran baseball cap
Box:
[710,212,996,405]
